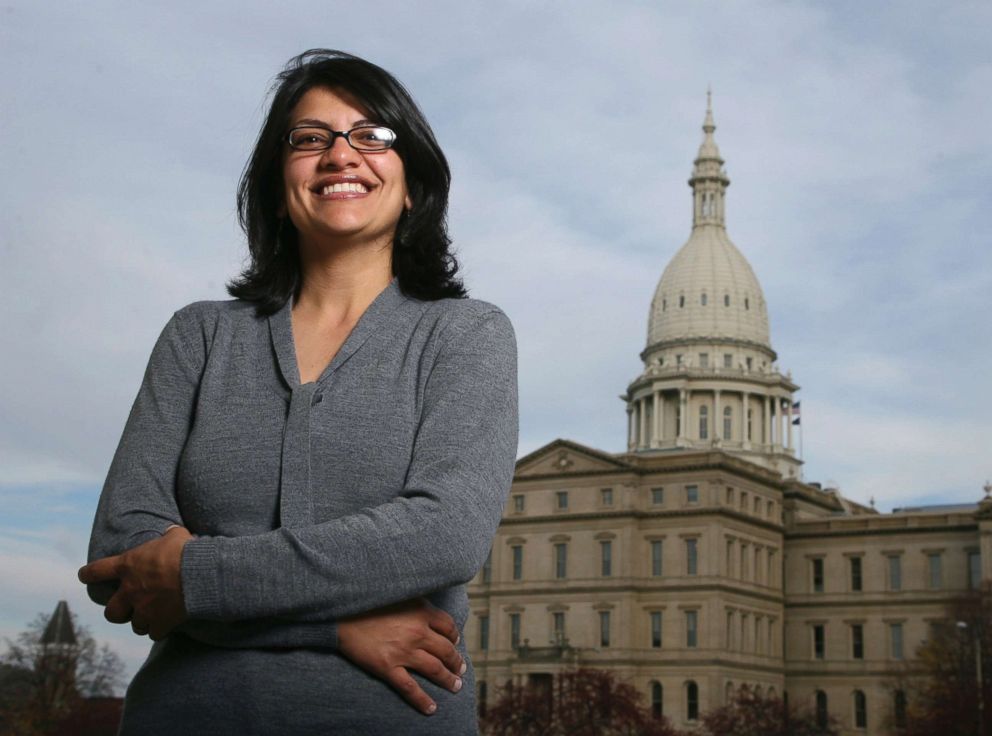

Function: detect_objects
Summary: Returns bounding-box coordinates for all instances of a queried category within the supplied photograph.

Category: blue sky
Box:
[2,0,990,683]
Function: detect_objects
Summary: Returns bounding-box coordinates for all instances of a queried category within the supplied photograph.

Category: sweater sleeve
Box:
[180,308,519,621]
[85,309,339,650]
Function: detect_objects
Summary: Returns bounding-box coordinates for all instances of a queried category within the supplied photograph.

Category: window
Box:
[888,555,902,591]
[686,538,698,576]
[481,550,492,584]
[552,612,565,642]
[600,541,612,577]
[890,623,903,660]
[724,294,730,307]
[815,691,828,728]
[854,690,867,729]
[554,543,567,579]
[701,293,708,306]
[512,494,524,513]
[724,353,733,368]
[679,295,685,308]
[510,613,521,648]
[699,353,709,368]
[970,551,982,589]
[928,553,942,589]
[725,487,734,505]
[723,406,732,439]
[686,610,698,648]
[556,491,568,510]
[676,353,684,366]
[651,682,663,719]
[686,485,699,504]
[812,558,824,593]
[740,491,748,511]
[512,545,523,581]
[651,487,664,505]
[744,297,750,310]
[479,615,489,650]
[478,681,487,717]
[651,611,662,648]
[651,540,663,576]
[599,611,611,647]
[850,556,863,592]
[851,624,864,659]
[746,356,753,370]
[813,624,825,659]
[699,406,708,439]
[894,690,907,729]
[600,487,613,506]
[686,681,699,721]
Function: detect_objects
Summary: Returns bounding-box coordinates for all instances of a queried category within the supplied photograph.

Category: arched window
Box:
[724,293,730,307]
[686,681,699,721]
[699,406,709,440]
[723,406,732,440]
[815,691,828,728]
[662,298,667,311]
[744,297,750,310]
[755,685,763,698]
[725,681,734,704]
[701,292,708,306]
[853,690,867,728]
[679,295,685,308]
[651,681,663,719]
[894,690,907,729]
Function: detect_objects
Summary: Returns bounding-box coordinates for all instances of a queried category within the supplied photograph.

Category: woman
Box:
[79,49,517,734]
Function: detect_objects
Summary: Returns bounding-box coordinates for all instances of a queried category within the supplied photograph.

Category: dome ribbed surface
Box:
[647,224,770,348]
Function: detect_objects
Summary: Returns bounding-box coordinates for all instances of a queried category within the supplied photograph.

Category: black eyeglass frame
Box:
[285,125,398,153]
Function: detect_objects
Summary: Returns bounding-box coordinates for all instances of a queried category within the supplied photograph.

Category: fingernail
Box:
[459,662,467,676]
[455,634,461,645]
[453,678,462,692]
[426,703,437,715]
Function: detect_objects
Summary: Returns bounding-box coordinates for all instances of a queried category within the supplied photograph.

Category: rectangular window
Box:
[512,545,523,581]
[600,488,613,506]
[651,487,664,505]
[554,543,567,579]
[740,491,748,511]
[553,612,565,642]
[890,623,903,660]
[850,556,863,592]
[928,553,942,589]
[651,540,663,577]
[699,353,709,368]
[812,558,824,593]
[510,613,521,649]
[970,551,982,589]
[556,491,568,510]
[482,550,492,584]
[852,624,864,659]
[601,541,612,577]
[676,354,684,366]
[686,610,698,648]
[651,611,662,648]
[686,485,699,504]
[686,538,698,576]
[479,615,489,651]
[512,494,524,513]
[813,624,825,659]
[888,555,902,591]
[724,353,733,369]
[599,611,611,647]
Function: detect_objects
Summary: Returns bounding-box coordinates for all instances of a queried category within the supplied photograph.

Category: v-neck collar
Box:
[268,279,408,389]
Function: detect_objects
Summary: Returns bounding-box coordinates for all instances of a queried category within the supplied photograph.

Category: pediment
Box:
[515,438,631,478]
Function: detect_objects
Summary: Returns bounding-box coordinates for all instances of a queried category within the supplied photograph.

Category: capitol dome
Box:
[646,96,771,353]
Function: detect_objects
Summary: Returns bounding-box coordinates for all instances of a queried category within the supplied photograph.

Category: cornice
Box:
[641,336,777,363]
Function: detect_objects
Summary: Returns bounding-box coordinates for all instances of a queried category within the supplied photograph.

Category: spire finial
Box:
[703,87,715,133]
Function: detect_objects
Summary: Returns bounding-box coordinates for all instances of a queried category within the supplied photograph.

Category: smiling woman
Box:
[79,49,518,735]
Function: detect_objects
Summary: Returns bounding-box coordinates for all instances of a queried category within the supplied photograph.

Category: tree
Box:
[0,602,125,736]
[482,668,682,736]
[701,685,839,736]
[889,586,992,736]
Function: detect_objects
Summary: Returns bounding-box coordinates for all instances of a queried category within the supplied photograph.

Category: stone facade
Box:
[466,98,987,735]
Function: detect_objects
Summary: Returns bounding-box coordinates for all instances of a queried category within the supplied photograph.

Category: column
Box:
[741,391,750,445]
[715,390,721,441]
[763,395,771,446]
[639,397,648,449]
[653,390,661,447]
[627,405,636,450]
[786,395,794,450]
[677,390,687,440]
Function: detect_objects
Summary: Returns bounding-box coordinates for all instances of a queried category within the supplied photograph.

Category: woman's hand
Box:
[78,526,192,641]
[337,598,466,716]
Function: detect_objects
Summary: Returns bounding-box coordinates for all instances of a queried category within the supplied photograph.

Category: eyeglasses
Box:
[286,125,397,153]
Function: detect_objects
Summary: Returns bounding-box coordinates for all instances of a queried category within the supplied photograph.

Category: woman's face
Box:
[281,86,411,251]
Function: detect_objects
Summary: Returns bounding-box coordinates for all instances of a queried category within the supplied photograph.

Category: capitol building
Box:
[467,98,991,735]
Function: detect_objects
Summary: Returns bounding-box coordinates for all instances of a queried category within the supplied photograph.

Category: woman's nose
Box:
[320,136,360,167]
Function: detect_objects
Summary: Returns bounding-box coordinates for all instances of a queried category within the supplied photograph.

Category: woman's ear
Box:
[404,194,413,211]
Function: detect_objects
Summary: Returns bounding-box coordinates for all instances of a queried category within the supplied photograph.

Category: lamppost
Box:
[958,620,985,736]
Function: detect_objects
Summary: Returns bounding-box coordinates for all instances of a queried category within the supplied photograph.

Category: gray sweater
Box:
[86,280,518,735]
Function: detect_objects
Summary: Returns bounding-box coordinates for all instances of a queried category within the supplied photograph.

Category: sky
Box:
[2,0,990,685]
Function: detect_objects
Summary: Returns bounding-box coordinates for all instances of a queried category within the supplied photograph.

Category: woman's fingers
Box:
[410,649,463,694]
[131,616,150,636]
[420,628,466,679]
[385,666,438,716]
[427,606,460,644]
[104,589,133,624]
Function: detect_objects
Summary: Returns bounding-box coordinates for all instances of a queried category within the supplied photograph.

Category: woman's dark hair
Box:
[228,49,465,313]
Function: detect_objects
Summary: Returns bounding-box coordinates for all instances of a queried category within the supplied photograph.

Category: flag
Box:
[791,401,801,425]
